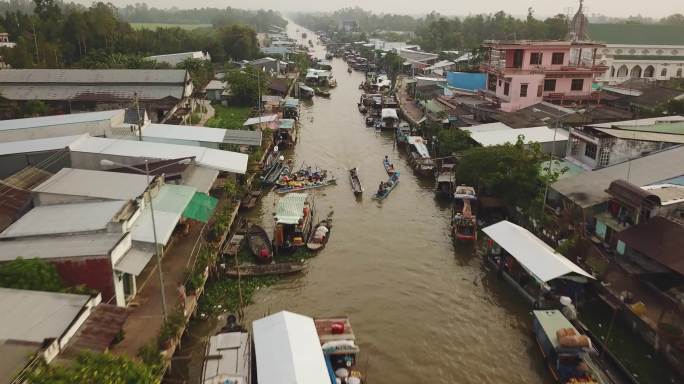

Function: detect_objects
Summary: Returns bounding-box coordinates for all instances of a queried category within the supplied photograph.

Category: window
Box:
[530,52,543,65]
[537,85,543,97]
[519,84,528,97]
[551,52,564,65]
[678,68,683,78]
[571,79,584,91]
[543,79,556,92]
[584,143,597,160]
[661,68,667,77]
[503,82,510,96]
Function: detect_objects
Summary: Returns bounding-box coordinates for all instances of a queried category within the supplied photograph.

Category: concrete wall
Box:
[496,73,545,112]
[0,151,70,178]
[0,119,114,143]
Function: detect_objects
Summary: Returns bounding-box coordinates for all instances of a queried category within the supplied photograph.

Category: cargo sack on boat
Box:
[558,334,591,349]
[555,328,577,339]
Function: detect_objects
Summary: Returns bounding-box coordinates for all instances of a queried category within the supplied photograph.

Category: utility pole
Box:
[31,22,39,65]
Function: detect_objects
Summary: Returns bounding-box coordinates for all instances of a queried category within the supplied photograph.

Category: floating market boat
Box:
[358,103,367,114]
[201,315,250,384]
[348,67,352,73]
[482,220,595,308]
[407,136,435,176]
[273,193,315,253]
[261,160,289,187]
[435,163,456,199]
[325,53,334,60]
[349,167,363,195]
[223,262,305,278]
[274,178,337,194]
[314,316,364,384]
[395,123,411,145]
[246,224,273,263]
[307,215,333,251]
[315,88,331,97]
[532,310,615,384]
[452,185,477,241]
[365,116,375,126]
[383,156,396,175]
[372,171,400,201]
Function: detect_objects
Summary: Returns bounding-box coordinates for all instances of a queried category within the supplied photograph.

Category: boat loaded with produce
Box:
[273,193,315,253]
[452,185,477,241]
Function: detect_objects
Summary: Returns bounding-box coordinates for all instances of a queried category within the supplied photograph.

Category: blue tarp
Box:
[446,72,486,91]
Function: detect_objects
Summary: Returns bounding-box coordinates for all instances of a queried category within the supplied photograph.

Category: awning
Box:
[183,192,218,223]
[252,311,329,384]
[183,165,219,194]
[381,108,398,120]
[114,248,153,275]
[482,221,594,282]
[407,136,430,158]
[278,119,296,130]
[283,98,299,108]
[243,115,278,126]
[275,193,307,224]
[299,84,315,93]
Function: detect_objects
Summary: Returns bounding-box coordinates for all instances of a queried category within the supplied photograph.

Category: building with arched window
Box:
[586,23,684,84]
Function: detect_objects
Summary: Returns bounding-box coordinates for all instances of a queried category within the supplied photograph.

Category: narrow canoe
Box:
[224,262,305,278]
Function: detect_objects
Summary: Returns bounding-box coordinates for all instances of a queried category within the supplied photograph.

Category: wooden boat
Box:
[435,163,456,198]
[347,67,352,73]
[261,161,288,187]
[224,262,305,277]
[372,172,400,201]
[395,123,411,145]
[532,310,615,384]
[315,316,364,384]
[201,315,250,384]
[274,193,315,253]
[307,216,333,251]
[365,116,375,126]
[240,190,261,210]
[221,233,244,258]
[452,185,477,241]
[358,103,367,114]
[246,224,273,263]
[383,157,396,175]
[274,178,336,194]
[349,168,363,195]
[315,88,331,97]
[325,53,333,60]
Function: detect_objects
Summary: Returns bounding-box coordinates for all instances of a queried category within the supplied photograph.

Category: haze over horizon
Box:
[87,0,683,19]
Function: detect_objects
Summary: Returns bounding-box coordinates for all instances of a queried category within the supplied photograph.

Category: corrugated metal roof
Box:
[275,193,307,224]
[468,126,568,147]
[614,121,684,135]
[593,127,684,144]
[114,248,153,275]
[587,115,684,129]
[0,110,122,132]
[552,146,684,208]
[223,129,262,146]
[0,200,127,239]
[32,168,149,201]
[0,85,185,101]
[0,288,91,343]
[0,134,84,156]
[243,115,278,126]
[72,136,248,174]
[130,208,180,246]
[182,165,219,194]
[0,233,126,262]
[143,123,227,143]
[0,69,188,84]
[152,184,196,215]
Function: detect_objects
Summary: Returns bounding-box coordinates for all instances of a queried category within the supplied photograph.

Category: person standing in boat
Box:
[377,181,386,196]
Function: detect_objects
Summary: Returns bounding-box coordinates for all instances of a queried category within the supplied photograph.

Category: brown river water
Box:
[170,22,551,384]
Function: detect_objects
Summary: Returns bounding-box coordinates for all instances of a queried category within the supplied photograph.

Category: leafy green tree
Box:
[455,137,548,213]
[177,57,213,88]
[0,258,64,292]
[28,352,158,384]
[220,24,259,61]
[225,67,266,106]
[436,128,473,157]
[660,13,684,25]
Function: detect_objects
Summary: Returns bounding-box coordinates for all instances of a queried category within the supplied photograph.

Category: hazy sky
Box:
[98,0,683,18]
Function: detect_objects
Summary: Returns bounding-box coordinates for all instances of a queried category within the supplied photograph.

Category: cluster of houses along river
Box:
[2,6,684,384]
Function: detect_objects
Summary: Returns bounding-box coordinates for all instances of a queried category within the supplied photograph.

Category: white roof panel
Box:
[407,136,431,158]
[130,209,180,246]
[0,233,126,262]
[114,248,153,275]
[32,168,149,200]
[0,200,127,239]
[252,311,329,384]
[71,136,248,174]
[482,221,594,282]
[381,108,398,120]
[0,134,83,156]
[462,122,513,133]
[586,115,684,129]
[183,165,219,194]
[202,332,250,384]
[142,124,227,144]
[0,110,121,132]
[468,126,568,146]
[0,288,91,343]
[243,115,278,126]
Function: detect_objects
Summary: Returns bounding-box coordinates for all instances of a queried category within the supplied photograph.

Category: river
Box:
[173,22,551,384]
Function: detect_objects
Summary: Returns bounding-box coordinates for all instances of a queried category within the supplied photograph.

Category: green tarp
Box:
[182,192,218,223]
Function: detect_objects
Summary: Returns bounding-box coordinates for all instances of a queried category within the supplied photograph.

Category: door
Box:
[513,50,523,68]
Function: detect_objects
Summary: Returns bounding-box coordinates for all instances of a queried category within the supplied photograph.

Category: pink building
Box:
[481,41,607,112]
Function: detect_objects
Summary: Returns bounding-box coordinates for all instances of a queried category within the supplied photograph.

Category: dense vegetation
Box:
[0,0,280,68]
[28,352,157,384]
[118,3,287,31]
[0,258,64,292]
[292,7,419,33]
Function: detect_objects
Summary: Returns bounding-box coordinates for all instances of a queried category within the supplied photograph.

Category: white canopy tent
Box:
[482,221,594,282]
[252,311,329,384]
[381,108,398,120]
